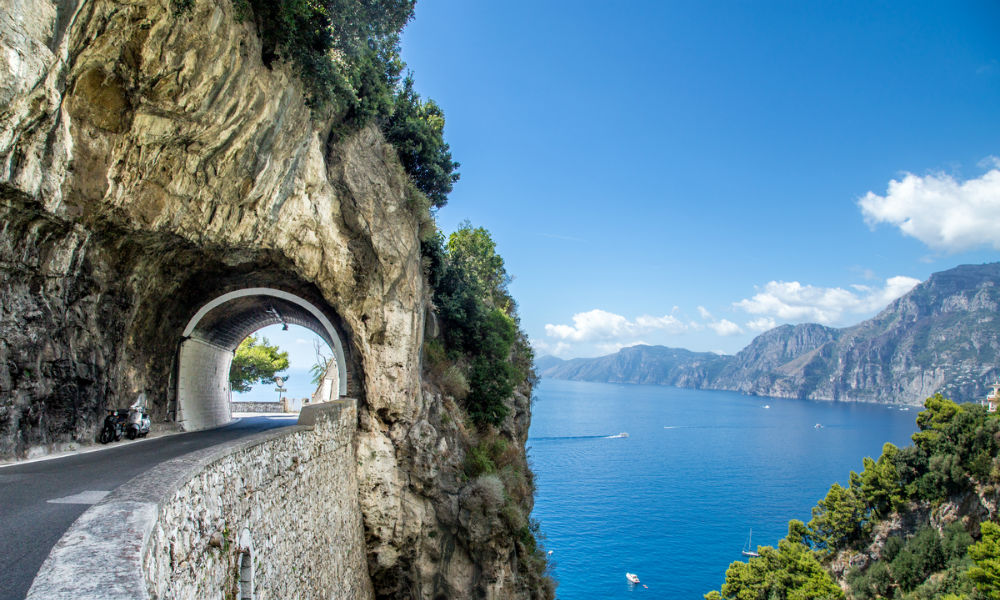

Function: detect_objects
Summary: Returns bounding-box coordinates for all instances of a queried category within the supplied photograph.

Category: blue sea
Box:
[528,379,920,599]
[233,367,316,403]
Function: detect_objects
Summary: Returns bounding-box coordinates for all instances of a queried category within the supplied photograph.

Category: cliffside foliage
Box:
[424,222,552,597]
[706,395,1000,600]
[425,222,533,428]
[216,0,459,207]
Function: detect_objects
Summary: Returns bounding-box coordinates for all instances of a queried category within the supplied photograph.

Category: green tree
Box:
[855,442,905,518]
[445,221,510,307]
[808,482,868,552]
[229,335,289,393]
[428,223,529,428]
[968,521,1000,599]
[310,357,329,386]
[708,539,844,600]
[912,393,963,452]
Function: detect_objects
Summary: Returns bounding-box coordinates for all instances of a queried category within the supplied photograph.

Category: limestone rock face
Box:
[1,0,535,596]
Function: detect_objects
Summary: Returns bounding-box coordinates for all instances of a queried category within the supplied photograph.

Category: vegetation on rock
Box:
[229,335,289,393]
[705,394,1000,600]
[216,0,459,208]
[425,222,533,428]
[423,221,553,596]
[705,394,1000,599]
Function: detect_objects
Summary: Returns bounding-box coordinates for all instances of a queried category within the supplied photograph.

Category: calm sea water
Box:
[528,379,920,599]
[233,367,315,403]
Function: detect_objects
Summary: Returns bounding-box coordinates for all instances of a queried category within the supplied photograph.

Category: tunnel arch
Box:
[175,287,349,431]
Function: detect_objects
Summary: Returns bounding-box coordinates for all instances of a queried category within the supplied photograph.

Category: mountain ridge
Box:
[538,263,1000,405]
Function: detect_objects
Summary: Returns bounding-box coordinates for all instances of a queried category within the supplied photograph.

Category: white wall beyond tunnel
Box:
[176,288,349,431]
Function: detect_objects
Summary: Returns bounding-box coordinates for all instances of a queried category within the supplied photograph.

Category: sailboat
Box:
[741,528,760,558]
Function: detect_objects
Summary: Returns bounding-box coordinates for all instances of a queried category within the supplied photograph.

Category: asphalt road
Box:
[0,416,295,600]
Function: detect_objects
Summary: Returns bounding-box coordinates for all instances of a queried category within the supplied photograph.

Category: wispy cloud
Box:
[859,158,1000,252]
[734,276,920,325]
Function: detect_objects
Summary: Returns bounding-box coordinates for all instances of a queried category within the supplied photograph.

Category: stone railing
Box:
[27,399,373,600]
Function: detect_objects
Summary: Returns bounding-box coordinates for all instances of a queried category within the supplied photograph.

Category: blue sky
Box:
[392,1,1000,358]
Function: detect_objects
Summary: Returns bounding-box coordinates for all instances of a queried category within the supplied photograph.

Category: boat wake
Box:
[532,432,630,441]
[531,434,619,441]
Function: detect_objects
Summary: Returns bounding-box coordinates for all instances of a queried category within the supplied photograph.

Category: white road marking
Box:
[47,490,110,505]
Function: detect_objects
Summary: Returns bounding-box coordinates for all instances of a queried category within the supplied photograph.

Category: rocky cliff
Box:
[540,263,1000,405]
[1,0,543,597]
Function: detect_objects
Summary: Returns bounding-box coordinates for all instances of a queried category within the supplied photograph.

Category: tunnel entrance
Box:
[176,288,349,431]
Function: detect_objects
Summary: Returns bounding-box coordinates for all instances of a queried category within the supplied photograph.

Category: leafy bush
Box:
[384,76,460,208]
[890,527,945,592]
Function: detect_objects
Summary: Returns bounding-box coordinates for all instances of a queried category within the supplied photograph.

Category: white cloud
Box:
[734,276,920,325]
[709,319,743,336]
[859,159,1000,252]
[746,317,777,332]
[531,338,571,357]
[544,309,687,342]
[697,306,713,319]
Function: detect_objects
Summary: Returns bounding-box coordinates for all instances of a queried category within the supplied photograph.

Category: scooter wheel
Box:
[99,429,112,444]
[127,428,137,440]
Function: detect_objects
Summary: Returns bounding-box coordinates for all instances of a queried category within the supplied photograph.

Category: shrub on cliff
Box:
[427,222,532,428]
[211,0,459,208]
[384,76,460,208]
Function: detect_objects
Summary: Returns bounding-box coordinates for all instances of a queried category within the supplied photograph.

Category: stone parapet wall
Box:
[230,401,285,413]
[27,399,373,600]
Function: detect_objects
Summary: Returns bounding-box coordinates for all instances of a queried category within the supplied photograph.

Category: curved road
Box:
[0,415,295,600]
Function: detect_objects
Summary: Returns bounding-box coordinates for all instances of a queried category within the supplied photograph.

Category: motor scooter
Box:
[99,409,125,444]
[126,403,151,439]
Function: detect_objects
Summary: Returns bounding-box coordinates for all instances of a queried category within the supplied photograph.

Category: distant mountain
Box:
[539,345,729,386]
[537,263,1000,405]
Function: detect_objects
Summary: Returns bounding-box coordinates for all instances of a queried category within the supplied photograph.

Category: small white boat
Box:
[742,528,760,558]
[626,572,640,584]
[763,404,770,409]
[814,423,823,429]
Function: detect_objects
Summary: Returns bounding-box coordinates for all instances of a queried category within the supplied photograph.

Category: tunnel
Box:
[175,287,349,431]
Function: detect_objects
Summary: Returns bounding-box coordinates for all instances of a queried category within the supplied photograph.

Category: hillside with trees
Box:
[705,395,1000,600]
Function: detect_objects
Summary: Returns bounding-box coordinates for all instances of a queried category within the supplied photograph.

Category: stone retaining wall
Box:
[27,399,373,600]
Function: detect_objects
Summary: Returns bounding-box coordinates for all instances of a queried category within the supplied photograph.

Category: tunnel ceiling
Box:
[187,295,334,351]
